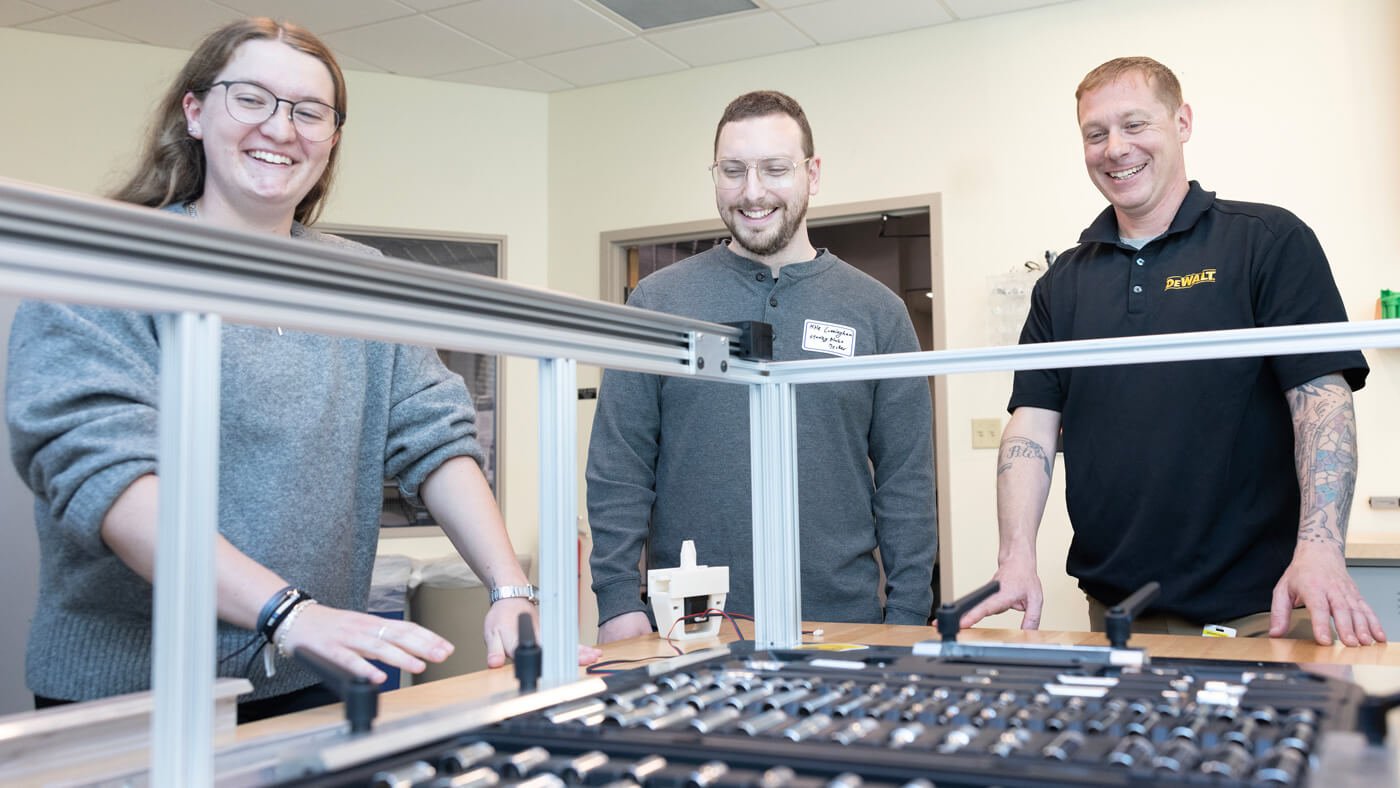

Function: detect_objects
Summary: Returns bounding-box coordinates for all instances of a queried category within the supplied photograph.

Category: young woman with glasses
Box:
[7,17,598,723]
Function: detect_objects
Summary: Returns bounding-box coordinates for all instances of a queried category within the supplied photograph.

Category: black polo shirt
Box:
[1009,181,1368,623]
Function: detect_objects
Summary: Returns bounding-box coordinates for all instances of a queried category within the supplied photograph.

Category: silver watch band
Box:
[489,584,538,605]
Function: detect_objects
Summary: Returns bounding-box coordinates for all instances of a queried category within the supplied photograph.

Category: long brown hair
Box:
[110,17,347,225]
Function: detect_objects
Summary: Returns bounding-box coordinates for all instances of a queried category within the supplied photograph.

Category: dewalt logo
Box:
[1164,268,1217,291]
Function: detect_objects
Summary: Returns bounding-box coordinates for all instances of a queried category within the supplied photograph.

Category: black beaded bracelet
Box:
[257,586,312,643]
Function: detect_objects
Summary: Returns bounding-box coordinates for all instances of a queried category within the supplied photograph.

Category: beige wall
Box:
[547,0,1400,630]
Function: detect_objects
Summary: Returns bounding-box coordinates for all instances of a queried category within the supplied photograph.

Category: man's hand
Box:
[959,557,1044,630]
[597,611,652,644]
[1271,542,1385,646]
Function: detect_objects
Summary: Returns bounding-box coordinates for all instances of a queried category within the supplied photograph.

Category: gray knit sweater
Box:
[6,221,483,702]
[587,245,936,626]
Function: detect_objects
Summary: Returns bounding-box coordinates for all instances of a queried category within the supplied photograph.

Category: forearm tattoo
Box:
[1286,375,1357,552]
[998,436,1052,478]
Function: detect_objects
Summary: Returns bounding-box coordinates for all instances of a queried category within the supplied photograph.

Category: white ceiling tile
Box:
[72,0,243,48]
[331,50,386,73]
[942,0,1071,20]
[780,0,953,44]
[26,0,110,11]
[395,0,461,10]
[0,0,53,26]
[760,0,824,7]
[322,14,509,76]
[18,12,135,40]
[438,60,574,91]
[529,36,686,87]
[431,0,631,58]
[213,0,415,34]
[647,10,812,67]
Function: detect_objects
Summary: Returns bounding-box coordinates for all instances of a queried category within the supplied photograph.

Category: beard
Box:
[721,194,809,258]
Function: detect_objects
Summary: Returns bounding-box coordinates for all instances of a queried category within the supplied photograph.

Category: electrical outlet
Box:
[1371,496,1400,510]
[971,418,1002,449]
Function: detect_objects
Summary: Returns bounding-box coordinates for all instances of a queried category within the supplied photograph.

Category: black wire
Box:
[219,632,268,678]
[585,655,672,674]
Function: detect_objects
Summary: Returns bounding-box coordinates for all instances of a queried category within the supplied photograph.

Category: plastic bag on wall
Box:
[987,259,1050,346]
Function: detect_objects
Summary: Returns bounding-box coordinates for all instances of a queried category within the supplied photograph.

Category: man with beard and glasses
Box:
[586,91,937,643]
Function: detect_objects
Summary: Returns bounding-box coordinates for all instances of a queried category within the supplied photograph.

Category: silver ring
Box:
[375,624,387,641]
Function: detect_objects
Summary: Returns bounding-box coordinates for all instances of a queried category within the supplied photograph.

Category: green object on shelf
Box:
[1383,289,1400,319]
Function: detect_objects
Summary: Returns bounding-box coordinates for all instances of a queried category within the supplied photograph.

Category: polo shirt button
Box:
[1132,285,1143,293]
[1135,258,1145,266]
[769,297,779,307]
[756,272,766,281]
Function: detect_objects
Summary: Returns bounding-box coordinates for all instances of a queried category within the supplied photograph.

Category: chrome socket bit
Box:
[687,761,730,788]
[558,751,609,784]
[1201,743,1254,779]
[937,724,980,754]
[1255,747,1307,784]
[782,713,834,742]
[738,708,790,736]
[1042,730,1085,761]
[1152,739,1202,774]
[433,766,500,788]
[988,728,1031,758]
[643,704,699,731]
[370,761,436,788]
[604,683,659,709]
[439,742,496,774]
[725,684,778,710]
[888,721,926,750]
[832,717,882,745]
[691,706,743,734]
[1106,735,1155,768]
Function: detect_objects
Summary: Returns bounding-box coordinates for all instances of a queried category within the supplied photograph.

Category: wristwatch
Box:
[489,584,538,605]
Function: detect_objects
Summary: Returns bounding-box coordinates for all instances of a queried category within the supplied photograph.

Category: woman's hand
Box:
[278,604,454,684]
[483,599,603,668]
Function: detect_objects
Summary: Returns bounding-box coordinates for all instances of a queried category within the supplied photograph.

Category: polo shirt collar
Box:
[1078,180,1216,246]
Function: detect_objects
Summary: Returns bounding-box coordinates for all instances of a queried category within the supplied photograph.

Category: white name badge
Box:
[802,319,856,358]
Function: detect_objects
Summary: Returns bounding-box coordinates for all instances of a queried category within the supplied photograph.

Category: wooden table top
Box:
[1348,530,1400,562]
[236,621,1400,741]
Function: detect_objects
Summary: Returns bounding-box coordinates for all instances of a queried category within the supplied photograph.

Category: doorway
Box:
[596,195,952,609]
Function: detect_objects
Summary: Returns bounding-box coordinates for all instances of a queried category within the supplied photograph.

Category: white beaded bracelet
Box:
[274,598,319,658]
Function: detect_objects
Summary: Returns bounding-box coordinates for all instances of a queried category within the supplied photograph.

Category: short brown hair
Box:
[713,90,814,159]
[110,17,347,226]
[1076,56,1183,115]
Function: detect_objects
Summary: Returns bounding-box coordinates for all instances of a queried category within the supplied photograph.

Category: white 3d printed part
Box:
[648,540,729,641]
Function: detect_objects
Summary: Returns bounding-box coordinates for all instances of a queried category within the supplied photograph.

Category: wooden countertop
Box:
[1348,530,1400,562]
[236,621,1400,741]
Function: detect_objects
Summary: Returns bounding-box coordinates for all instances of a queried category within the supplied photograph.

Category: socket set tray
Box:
[293,642,1380,788]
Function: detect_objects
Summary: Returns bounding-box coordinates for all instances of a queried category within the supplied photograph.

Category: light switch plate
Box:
[972,418,1002,449]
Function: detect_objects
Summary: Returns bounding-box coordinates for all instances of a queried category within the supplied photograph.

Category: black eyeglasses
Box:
[198,81,344,142]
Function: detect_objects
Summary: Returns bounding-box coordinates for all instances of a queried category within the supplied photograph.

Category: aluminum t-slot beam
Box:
[0,178,755,379]
[538,358,580,687]
[761,318,1400,384]
[749,381,801,648]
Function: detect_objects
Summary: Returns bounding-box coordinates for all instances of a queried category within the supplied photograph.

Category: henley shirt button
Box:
[769,297,778,307]
[1135,258,1145,266]
[1132,285,1143,293]
[756,272,766,281]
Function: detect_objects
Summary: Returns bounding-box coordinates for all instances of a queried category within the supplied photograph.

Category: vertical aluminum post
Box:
[538,358,580,686]
[152,312,221,787]
[749,381,801,648]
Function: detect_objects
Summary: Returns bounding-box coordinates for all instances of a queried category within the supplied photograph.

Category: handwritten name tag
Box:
[802,319,856,358]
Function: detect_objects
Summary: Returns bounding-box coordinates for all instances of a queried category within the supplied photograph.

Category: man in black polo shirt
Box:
[961,56,1384,647]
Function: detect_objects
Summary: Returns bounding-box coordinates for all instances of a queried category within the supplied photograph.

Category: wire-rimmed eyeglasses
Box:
[197,80,344,142]
[709,157,811,190]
